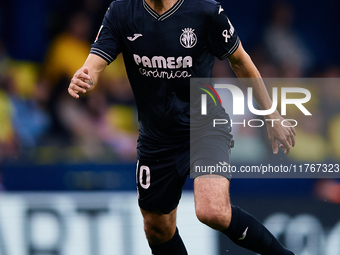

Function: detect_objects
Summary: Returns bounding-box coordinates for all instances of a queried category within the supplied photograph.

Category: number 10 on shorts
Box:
[137,161,151,190]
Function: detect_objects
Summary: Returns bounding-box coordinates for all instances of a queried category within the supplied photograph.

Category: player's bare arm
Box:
[228,42,296,154]
[68,54,107,99]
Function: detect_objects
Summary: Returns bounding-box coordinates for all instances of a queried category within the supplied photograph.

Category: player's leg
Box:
[136,158,188,254]
[141,208,187,255]
[194,175,295,255]
[194,175,232,230]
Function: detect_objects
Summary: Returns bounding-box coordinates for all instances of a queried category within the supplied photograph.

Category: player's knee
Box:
[195,203,232,230]
[143,215,175,245]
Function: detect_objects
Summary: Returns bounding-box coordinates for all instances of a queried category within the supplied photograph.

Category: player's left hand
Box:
[266,115,296,155]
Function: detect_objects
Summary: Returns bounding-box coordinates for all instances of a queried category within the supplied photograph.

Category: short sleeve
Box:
[90,1,122,64]
[209,4,240,60]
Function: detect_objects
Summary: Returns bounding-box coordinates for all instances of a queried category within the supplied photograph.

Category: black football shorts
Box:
[136,152,189,214]
[136,132,234,214]
[190,132,234,179]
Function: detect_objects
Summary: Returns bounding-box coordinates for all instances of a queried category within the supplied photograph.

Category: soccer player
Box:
[68,0,297,254]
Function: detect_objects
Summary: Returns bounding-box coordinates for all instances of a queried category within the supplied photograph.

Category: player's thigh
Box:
[141,207,177,244]
[194,175,231,230]
[194,175,231,212]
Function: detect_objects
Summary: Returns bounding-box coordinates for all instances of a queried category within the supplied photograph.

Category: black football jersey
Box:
[90,0,239,158]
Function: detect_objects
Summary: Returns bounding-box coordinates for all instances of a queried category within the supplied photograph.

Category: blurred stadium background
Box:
[0,0,339,254]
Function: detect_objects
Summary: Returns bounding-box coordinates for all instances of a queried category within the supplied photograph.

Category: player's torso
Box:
[110,0,222,152]
[113,0,216,82]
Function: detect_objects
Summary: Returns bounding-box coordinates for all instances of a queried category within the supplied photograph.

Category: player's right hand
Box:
[68,67,92,99]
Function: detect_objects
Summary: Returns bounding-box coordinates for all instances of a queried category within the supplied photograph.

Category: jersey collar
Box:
[143,0,184,21]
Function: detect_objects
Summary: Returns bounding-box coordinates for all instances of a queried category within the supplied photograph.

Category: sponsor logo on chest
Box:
[133,55,192,69]
[131,28,197,79]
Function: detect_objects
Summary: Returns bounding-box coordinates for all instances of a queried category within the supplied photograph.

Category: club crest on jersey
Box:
[180,28,197,49]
